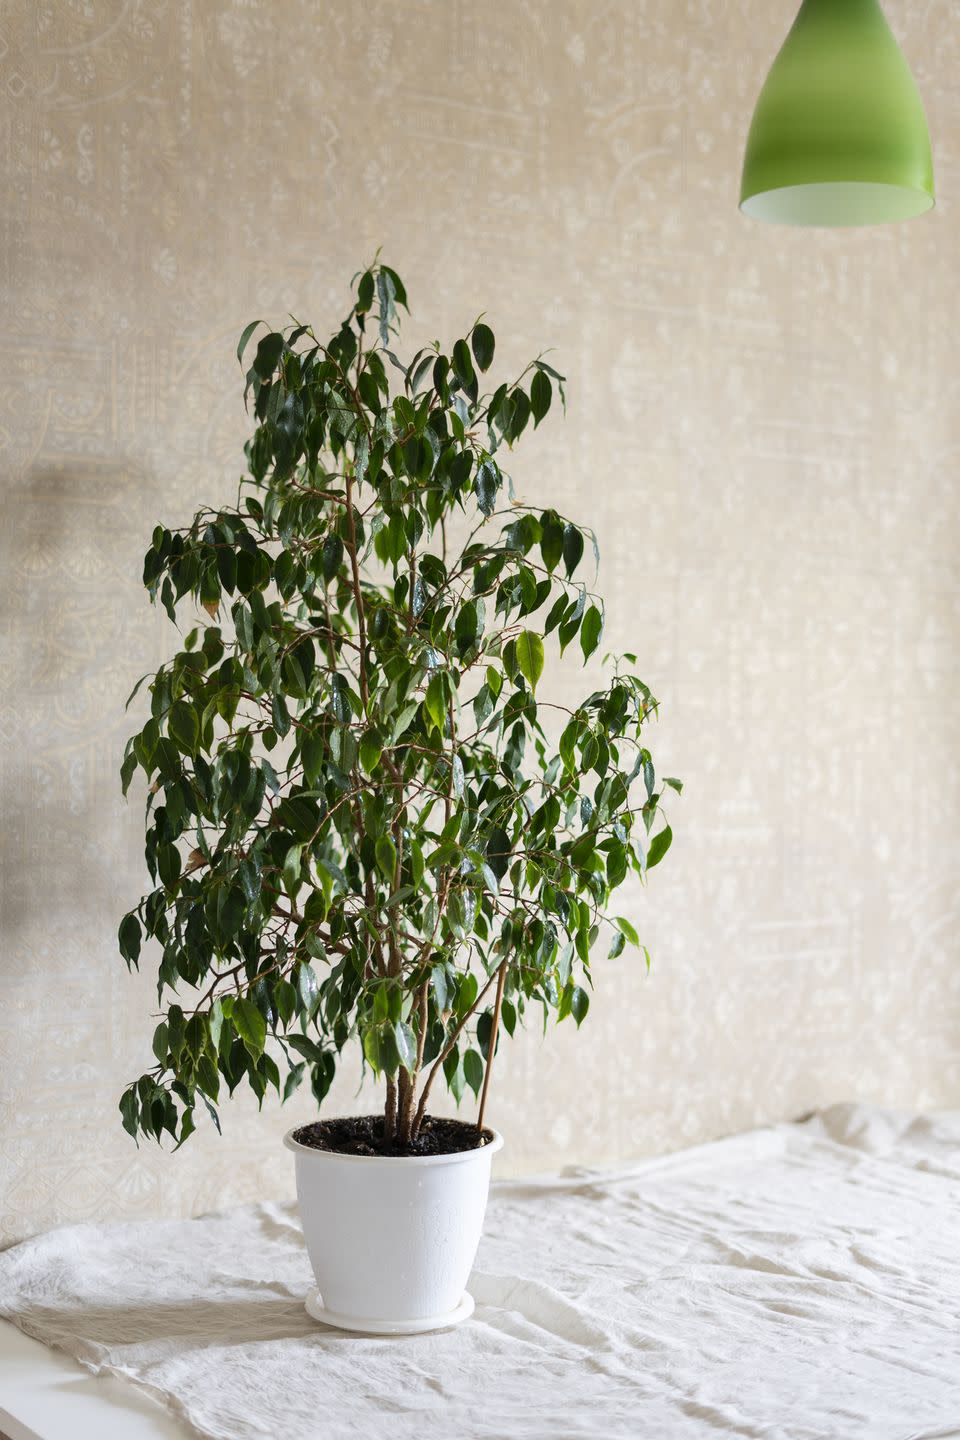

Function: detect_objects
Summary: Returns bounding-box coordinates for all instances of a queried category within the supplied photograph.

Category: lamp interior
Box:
[740,181,934,227]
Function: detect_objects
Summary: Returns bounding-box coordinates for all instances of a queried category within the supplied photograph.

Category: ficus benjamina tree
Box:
[117,259,679,1150]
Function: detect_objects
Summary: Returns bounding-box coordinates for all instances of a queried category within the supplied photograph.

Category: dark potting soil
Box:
[291,1114,494,1158]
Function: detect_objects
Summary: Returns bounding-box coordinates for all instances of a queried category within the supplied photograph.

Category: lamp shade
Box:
[740,0,934,226]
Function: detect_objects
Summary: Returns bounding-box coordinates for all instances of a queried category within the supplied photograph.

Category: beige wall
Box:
[1,0,958,1246]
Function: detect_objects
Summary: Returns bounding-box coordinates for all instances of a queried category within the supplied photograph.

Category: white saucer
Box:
[304,1288,475,1335]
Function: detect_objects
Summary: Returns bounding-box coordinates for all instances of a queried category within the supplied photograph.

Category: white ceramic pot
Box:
[284,1123,503,1334]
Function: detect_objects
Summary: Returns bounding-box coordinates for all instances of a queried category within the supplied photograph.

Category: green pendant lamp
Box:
[740,0,934,226]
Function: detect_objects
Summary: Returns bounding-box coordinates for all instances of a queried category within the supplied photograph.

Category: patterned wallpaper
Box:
[1,0,957,1246]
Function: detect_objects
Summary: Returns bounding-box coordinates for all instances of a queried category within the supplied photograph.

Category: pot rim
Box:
[283,1121,504,1166]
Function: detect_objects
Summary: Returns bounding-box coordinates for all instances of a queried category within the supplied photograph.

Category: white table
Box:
[0,1321,186,1440]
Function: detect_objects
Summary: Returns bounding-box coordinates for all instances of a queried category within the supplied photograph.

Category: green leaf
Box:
[118,913,142,967]
[359,730,383,774]
[120,748,137,796]
[456,972,478,1016]
[233,997,267,1060]
[485,826,511,882]
[322,534,344,581]
[174,1108,196,1149]
[363,1023,400,1077]
[424,672,447,734]
[168,701,199,756]
[119,1088,139,1141]
[646,824,673,870]
[356,271,375,313]
[463,1048,484,1097]
[569,985,589,1026]
[443,1048,465,1104]
[375,833,397,881]
[475,460,499,517]
[432,964,452,1012]
[394,1021,417,1073]
[197,1054,220,1101]
[237,319,263,367]
[580,604,603,660]
[200,1094,222,1134]
[329,673,351,723]
[300,730,324,784]
[252,331,284,380]
[606,840,627,890]
[363,1025,385,1074]
[506,389,531,443]
[452,338,475,390]
[298,963,319,1012]
[284,842,303,891]
[530,368,552,425]
[271,691,291,739]
[382,265,408,308]
[559,720,580,775]
[374,981,395,1021]
[608,930,626,959]
[391,700,420,744]
[377,272,396,345]
[471,323,495,372]
[515,630,544,691]
[152,1021,169,1064]
[562,524,585,577]
[539,512,564,573]
[614,915,640,946]
[157,842,181,890]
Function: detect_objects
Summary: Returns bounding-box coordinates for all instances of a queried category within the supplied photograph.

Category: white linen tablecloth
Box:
[0,1103,958,1440]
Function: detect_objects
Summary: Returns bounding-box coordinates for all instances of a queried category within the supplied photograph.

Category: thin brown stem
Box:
[476,962,506,1135]
[411,967,499,1137]
[343,472,369,711]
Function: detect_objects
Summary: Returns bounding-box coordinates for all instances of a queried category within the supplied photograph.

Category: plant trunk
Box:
[384,1076,398,1140]
[398,1067,420,1144]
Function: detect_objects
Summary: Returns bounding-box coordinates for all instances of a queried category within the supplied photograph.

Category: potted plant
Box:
[118,260,678,1333]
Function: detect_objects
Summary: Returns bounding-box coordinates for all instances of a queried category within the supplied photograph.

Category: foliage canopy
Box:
[118,260,678,1148]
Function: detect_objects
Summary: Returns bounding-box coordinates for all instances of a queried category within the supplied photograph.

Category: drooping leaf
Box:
[646,824,673,870]
[580,604,603,660]
[614,916,640,946]
[375,833,397,881]
[562,524,584,577]
[530,367,552,425]
[168,701,199,755]
[118,913,142,967]
[569,986,589,1026]
[359,730,383,774]
[515,630,545,691]
[463,1047,484,1096]
[395,1021,417,1073]
[322,534,344,581]
[233,998,267,1060]
[424,672,447,734]
[252,332,284,380]
[237,319,263,367]
[471,323,495,372]
[475,460,499,517]
[485,826,512,881]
